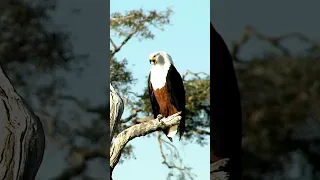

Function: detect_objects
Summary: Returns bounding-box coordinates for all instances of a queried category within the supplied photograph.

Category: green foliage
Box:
[0,1,87,102]
[110,8,173,40]
[110,57,136,94]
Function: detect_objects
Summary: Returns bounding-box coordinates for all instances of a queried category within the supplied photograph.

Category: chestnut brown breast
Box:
[153,85,178,117]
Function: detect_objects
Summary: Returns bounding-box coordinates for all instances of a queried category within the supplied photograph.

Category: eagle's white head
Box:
[148,51,174,66]
[148,51,174,89]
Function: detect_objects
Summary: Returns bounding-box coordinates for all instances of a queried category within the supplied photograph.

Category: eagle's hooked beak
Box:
[149,56,156,65]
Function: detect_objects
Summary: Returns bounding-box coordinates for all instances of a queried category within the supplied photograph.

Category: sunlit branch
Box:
[110,112,182,172]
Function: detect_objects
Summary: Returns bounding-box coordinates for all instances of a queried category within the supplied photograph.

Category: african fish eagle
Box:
[148,51,186,142]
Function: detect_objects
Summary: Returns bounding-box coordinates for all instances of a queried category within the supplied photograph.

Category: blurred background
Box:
[213,1,320,180]
[0,0,108,179]
[110,0,210,180]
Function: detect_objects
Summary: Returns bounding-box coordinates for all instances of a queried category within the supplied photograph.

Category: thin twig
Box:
[121,108,143,124]
[189,127,210,135]
[110,17,150,58]
[157,132,195,180]
[231,25,320,62]
[182,69,209,80]
[110,39,117,50]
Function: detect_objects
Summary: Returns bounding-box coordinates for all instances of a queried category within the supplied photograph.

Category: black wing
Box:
[148,73,160,118]
[165,65,186,140]
[211,24,242,177]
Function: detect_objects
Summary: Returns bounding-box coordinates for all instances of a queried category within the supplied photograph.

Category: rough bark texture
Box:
[210,158,230,180]
[0,63,45,180]
[110,112,182,173]
[110,84,124,138]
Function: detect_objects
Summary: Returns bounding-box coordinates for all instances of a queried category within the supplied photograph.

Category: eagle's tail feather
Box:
[166,125,178,142]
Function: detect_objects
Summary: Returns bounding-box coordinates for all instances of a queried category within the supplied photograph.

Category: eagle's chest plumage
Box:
[150,64,169,90]
[150,64,178,117]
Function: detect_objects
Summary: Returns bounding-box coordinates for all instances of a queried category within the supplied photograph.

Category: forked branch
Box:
[110,8,172,58]
[110,112,182,171]
[231,25,320,62]
[157,132,195,180]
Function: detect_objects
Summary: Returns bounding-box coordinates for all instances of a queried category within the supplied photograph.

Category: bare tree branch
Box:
[110,112,182,172]
[51,147,107,180]
[110,15,136,22]
[131,115,153,125]
[110,39,117,51]
[120,108,142,124]
[110,8,172,58]
[189,127,210,135]
[110,12,156,58]
[157,132,195,180]
[182,69,210,80]
[231,25,320,62]
[110,18,144,58]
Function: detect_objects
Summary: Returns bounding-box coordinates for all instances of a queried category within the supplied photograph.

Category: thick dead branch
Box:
[131,115,153,125]
[110,84,124,138]
[0,62,45,180]
[110,112,182,172]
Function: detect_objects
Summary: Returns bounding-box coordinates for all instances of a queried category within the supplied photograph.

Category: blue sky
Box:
[110,0,210,180]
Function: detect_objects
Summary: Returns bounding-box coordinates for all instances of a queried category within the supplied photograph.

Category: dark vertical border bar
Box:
[106,3,111,111]
[210,3,242,180]
[106,0,111,179]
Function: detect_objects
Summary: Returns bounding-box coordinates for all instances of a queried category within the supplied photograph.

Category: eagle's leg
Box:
[156,114,163,122]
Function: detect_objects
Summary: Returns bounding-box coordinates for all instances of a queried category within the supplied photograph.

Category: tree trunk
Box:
[210,158,230,180]
[0,63,45,180]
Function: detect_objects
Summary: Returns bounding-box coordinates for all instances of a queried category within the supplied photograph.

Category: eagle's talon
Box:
[157,114,163,121]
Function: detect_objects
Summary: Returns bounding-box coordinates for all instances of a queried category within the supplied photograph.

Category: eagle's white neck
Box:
[150,63,171,90]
